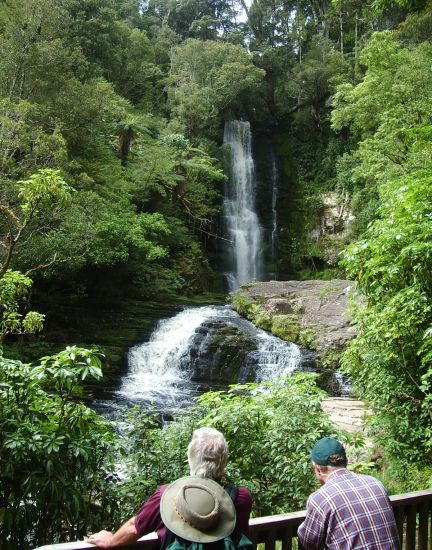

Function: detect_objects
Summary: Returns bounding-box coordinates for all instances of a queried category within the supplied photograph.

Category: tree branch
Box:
[24,254,71,277]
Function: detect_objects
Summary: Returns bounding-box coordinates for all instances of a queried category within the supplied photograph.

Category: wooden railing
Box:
[35,490,432,550]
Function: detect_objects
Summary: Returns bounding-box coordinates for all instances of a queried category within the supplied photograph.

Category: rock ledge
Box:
[236,279,358,358]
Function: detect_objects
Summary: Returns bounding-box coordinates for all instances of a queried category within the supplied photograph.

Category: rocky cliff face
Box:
[233,279,359,394]
[308,192,355,266]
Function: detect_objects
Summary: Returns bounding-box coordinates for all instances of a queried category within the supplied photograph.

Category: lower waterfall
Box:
[105,305,312,414]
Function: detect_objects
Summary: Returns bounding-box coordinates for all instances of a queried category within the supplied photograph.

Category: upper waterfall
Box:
[223,120,263,291]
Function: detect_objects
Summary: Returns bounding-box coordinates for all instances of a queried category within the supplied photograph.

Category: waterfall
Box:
[96,126,306,418]
[223,120,263,291]
[117,307,223,409]
[254,331,301,381]
[113,306,307,413]
[270,149,278,263]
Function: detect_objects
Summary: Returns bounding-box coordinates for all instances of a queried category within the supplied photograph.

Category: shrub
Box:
[341,172,432,482]
[118,374,334,518]
[0,347,118,549]
[270,315,300,342]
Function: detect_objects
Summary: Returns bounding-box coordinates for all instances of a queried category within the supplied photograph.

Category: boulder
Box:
[235,279,359,365]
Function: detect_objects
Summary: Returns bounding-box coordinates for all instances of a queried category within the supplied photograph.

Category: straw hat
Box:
[160,476,236,543]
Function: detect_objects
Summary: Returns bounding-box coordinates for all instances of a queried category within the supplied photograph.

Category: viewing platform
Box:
[36,489,432,550]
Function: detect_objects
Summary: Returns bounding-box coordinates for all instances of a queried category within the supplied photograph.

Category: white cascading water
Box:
[117,307,222,408]
[223,120,263,291]
[109,123,306,414]
[117,306,304,410]
[254,332,301,381]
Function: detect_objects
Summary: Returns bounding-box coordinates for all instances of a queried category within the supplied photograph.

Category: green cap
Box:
[310,437,346,466]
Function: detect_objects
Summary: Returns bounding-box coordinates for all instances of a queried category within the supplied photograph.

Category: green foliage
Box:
[162,133,190,150]
[111,407,194,521]
[1,167,72,279]
[332,31,432,230]
[168,39,265,137]
[116,375,333,521]
[0,0,225,301]
[397,5,432,45]
[229,294,255,317]
[271,315,301,342]
[372,0,427,11]
[298,327,318,350]
[0,98,67,179]
[0,270,44,338]
[230,295,318,349]
[0,170,72,340]
[341,172,432,478]
[0,346,117,548]
[195,375,332,514]
[18,169,71,215]
[282,37,350,117]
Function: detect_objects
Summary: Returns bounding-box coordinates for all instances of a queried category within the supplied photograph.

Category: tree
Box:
[168,39,265,137]
[0,269,44,341]
[0,99,67,180]
[372,0,427,11]
[332,32,432,231]
[0,346,118,548]
[282,36,349,123]
[0,169,71,340]
[0,169,71,277]
[160,0,240,40]
[341,172,432,481]
[111,113,159,166]
[0,0,87,103]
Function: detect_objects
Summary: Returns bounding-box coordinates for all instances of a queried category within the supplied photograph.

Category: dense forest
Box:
[1,0,432,547]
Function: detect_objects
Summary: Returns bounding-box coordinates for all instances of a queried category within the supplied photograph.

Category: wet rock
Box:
[233,280,363,395]
[184,320,258,385]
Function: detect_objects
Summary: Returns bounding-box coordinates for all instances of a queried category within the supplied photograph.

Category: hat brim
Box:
[160,476,236,543]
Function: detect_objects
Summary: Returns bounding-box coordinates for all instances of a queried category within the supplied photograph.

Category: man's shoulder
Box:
[155,483,170,496]
[307,485,330,506]
[236,486,253,504]
[352,472,388,492]
[326,470,390,500]
[305,487,332,519]
[338,470,386,487]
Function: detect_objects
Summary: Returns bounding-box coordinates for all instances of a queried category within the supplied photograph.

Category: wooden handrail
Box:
[35,490,432,550]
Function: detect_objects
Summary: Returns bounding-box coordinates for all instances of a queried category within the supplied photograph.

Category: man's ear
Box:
[313,462,327,484]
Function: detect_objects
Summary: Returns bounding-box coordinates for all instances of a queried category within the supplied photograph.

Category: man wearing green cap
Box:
[297,437,400,549]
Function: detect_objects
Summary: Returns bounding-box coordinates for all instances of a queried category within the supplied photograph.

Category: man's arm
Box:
[87,484,167,548]
[297,495,327,550]
[87,516,139,548]
[235,487,253,536]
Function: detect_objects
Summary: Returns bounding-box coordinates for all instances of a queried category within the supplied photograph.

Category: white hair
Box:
[187,427,229,480]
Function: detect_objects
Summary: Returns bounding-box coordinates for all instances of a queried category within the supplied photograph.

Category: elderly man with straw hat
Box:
[88,428,252,548]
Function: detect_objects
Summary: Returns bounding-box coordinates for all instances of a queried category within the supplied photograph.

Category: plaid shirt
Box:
[297,469,400,549]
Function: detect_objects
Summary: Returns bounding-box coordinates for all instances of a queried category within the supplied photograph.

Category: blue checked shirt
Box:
[297,469,400,549]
